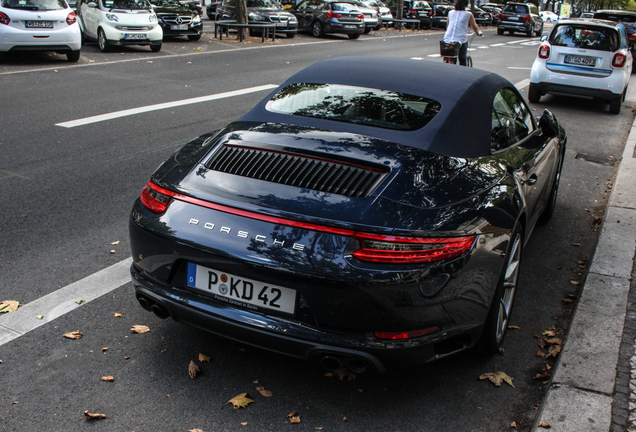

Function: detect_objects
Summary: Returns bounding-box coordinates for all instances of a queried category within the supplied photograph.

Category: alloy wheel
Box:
[495,232,521,344]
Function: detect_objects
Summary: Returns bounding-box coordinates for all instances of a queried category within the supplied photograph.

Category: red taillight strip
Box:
[175,193,356,236]
[354,232,473,244]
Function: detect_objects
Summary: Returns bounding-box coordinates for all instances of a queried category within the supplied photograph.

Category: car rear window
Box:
[265,83,441,131]
[331,2,358,11]
[1,0,67,10]
[594,12,636,23]
[550,24,620,51]
[503,4,527,14]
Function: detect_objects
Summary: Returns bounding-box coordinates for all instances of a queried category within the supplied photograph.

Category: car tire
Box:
[526,25,532,36]
[535,23,542,37]
[609,97,622,114]
[363,26,371,34]
[508,30,514,35]
[98,28,110,53]
[477,224,523,354]
[206,12,213,19]
[527,83,541,103]
[312,20,325,37]
[538,163,562,224]
[188,34,202,41]
[348,32,360,39]
[286,32,295,38]
[66,50,80,62]
[150,43,162,52]
[497,27,503,35]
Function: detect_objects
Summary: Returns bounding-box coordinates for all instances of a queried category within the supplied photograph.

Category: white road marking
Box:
[515,78,531,89]
[490,43,506,46]
[56,84,279,128]
[0,258,132,347]
[507,39,533,44]
[509,67,532,70]
[428,53,441,57]
[521,41,541,45]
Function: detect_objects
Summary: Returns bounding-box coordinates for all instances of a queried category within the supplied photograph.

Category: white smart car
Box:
[76,0,162,52]
[539,10,558,22]
[0,0,82,61]
[529,18,632,114]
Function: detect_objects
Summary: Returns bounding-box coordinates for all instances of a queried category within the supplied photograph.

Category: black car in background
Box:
[384,0,433,28]
[482,5,502,25]
[429,0,453,28]
[152,0,203,40]
[471,5,491,26]
[497,1,542,36]
[593,10,636,63]
[129,57,566,373]
[290,0,365,38]
[216,0,298,37]
[205,0,221,19]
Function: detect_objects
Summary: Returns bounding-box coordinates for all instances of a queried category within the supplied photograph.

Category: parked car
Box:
[580,12,593,18]
[76,0,163,52]
[178,0,201,14]
[129,56,567,373]
[529,18,632,114]
[384,0,433,28]
[429,0,452,28]
[0,0,82,61]
[205,0,220,18]
[471,5,491,26]
[357,0,391,30]
[348,0,379,32]
[290,0,364,39]
[482,5,501,25]
[497,2,542,36]
[539,10,558,22]
[216,0,298,38]
[152,0,202,40]
[593,10,636,63]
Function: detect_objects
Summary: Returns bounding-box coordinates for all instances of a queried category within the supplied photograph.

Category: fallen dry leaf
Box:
[101,376,114,382]
[289,415,301,424]
[241,423,248,426]
[227,393,254,409]
[508,325,520,329]
[537,350,546,357]
[110,241,120,245]
[542,330,556,337]
[534,370,551,380]
[562,298,573,303]
[199,353,210,363]
[569,280,580,286]
[479,370,514,387]
[109,250,116,254]
[0,300,20,313]
[257,386,273,397]
[546,344,562,358]
[114,313,122,318]
[189,429,204,432]
[131,325,150,334]
[511,421,517,428]
[64,330,83,339]
[343,417,349,421]
[333,368,356,381]
[538,423,551,429]
[76,299,85,305]
[84,411,106,420]
[102,347,109,352]
[36,315,44,320]
[189,360,200,379]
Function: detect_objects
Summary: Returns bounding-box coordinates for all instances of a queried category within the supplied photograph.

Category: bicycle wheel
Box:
[467,55,473,67]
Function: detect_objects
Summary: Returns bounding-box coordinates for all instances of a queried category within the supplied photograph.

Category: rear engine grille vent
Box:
[207,144,388,197]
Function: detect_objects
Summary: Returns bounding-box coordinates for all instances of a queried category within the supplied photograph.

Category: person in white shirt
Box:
[443,0,482,65]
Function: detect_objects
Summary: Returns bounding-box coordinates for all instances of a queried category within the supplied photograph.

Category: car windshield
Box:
[152,0,181,6]
[550,24,619,51]
[503,4,527,13]
[1,0,67,10]
[104,0,150,9]
[266,83,441,131]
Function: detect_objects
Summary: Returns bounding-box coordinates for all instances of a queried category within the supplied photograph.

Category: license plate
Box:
[170,24,188,30]
[125,33,146,39]
[344,24,356,28]
[187,263,297,315]
[565,55,596,66]
[275,22,286,27]
[508,16,518,20]
[26,21,54,28]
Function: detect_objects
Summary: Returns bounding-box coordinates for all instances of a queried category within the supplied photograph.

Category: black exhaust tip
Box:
[137,295,154,312]
[320,355,343,372]
[150,303,170,320]
[346,357,368,374]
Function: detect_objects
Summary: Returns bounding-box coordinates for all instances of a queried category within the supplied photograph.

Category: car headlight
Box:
[149,14,157,22]
[192,14,201,23]
[288,16,297,23]
[248,12,266,21]
[106,13,119,21]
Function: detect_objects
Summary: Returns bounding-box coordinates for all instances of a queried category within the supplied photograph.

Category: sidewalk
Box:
[532,81,636,431]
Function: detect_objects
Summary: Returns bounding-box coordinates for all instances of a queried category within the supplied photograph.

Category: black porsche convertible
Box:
[129,57,566,373]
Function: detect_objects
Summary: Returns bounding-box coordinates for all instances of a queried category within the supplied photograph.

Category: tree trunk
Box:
[235,0,249,41]
[397,0,403,20]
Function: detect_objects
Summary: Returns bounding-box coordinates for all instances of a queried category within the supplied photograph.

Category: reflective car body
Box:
[471,5,491,26]
[481,5,500,25]
[76,0,163,51]
[497,1,543,36]
[539,10,558,22]
[290,0,364,39]
[129,57,566,372]
[216,0,298,38]
[151,0,201,40]
[358,0,391,29]
[529,18,632,114]
[0,0,81,61]
[348,0,378,32]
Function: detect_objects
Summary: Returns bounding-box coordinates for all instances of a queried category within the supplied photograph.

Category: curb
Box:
[532,83,636,431]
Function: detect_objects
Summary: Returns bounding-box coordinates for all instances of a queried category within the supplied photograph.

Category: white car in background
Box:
[76,0,162,52]
[529,18,632,114]
[539,10,558,22]
[0,0,81,61]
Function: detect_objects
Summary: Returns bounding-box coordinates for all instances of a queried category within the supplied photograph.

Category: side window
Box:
[491,88,535,152]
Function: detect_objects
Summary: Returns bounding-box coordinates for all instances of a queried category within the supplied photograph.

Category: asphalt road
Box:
[0,25,633,431]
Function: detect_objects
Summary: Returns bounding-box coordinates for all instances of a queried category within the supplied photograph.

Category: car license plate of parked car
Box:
[170,24,188,30]
[187,263,297,315]
[564,55,596,66]
[125,33,146,39]
[275,22,286,26]
[344,24,356,28]
[508,16,518,20]
[26,21,54,28]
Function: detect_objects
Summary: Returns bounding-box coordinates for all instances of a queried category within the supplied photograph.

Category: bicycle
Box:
[439,32,477,66]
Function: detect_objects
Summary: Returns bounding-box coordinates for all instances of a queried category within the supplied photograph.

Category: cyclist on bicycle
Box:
[443,0,482,66]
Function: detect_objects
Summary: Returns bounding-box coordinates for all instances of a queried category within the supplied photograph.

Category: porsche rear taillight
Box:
[538,44,550,59]
[66,11,77,25]
[374,327,441,340]
[351,233,476,264]
[327,10,341,18]
[140,180,174,213]
[613,52,627,67]
[0,12,10,25]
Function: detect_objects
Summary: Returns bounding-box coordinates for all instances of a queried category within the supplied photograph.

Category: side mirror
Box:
[540,34,547,42]
[87,1,97,6]
[539,109,559,137]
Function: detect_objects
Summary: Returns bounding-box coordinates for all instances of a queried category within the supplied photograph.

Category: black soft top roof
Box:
[239,56,517,158]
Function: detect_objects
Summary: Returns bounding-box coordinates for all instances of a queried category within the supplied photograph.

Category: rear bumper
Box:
[498,21,530,32]
[0,24,81,52]
[531,81,623,100]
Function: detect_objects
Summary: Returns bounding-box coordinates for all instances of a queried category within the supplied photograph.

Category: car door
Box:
[491,88,557,230]
[77,0,98,38]
[293,0,317,30]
